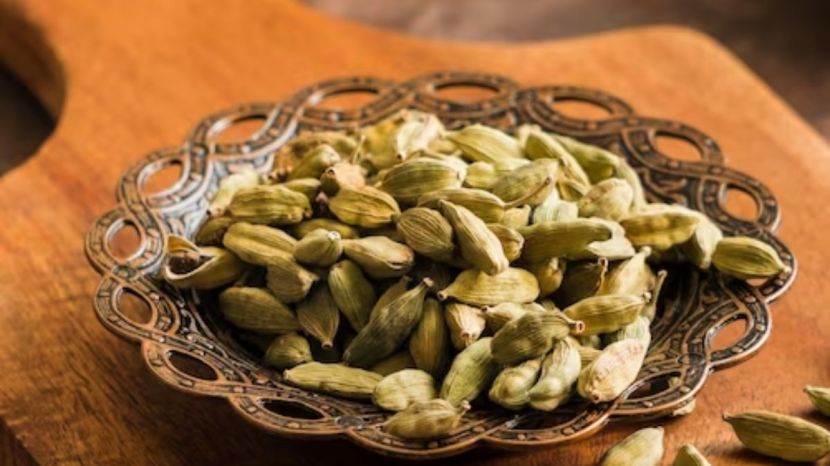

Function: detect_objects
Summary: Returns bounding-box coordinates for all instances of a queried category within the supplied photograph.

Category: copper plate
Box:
[85,71,796,459]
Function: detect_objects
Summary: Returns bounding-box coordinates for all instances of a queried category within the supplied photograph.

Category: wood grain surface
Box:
[1,1,829,464]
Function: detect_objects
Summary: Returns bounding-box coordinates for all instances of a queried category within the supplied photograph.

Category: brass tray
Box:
[85,71,796,459]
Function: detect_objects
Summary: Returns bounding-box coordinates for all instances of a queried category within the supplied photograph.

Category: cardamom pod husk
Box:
[578,339,647,403]
[724,410,830,462]
[671,444,711,466]
[373,369,437,411]
[264,332,312,369]
[293,228,343,267]
[438,268,540,306]
[327,259,376,332]
[712,236,788,280]
[598,427,664,466]
[440,200,509,275]
[805,385,830,417]
[440,337,500,406]
[395,207,456,263]
[488,357,542,410]
[283,362,382,399]
[445,302,486,350]
[491,310,584,366]
[409,298,451,379]
[342,236,415,278]
[528,337,582,411]
[384,399,469,440]
[296,283,340,349]
[370,351,416,377]
[219,287,299,334]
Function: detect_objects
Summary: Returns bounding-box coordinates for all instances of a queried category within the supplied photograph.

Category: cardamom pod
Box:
[487,224,524,262]
[805,385,830,417]
[532,192,579,224]
[288,144,341,180]
[440,200,509,275]
[620,205,701,251]
[194,216,235,246]
[524,129,592,190]
[341,236,415,278]
[464,161,499,190]
[440,337,500,406]
[526,258,565,297]
[283,362,382,399]
[724,410,830,462]
[296,284,340,349]
[491,310,584,366]
[672,444,711,466]
[712,236,788,280]
[598,427,664,466]
[419,187,507,223]
[373,369,437,411]
[208,167,260,216]
[276,130,357,163]
[597,247,655,297]
[489,358,542,410]
[603,315,652,347]
[292,218,360,239]
[519,218,614,262]
[343,279,431,368]
[578,178,634,221]
[438,268,540,306]
[370,351,416,376]
[491,159,559,206]
[293,228,343,267]
[329,185,401,228]
[223,222,298,265]
[394,114,444,162]
[320,161,366,195]
[445,302,486,350]
[641,270,667,322]
[482,302,528,333]
[361,110,411,169]
[575,342,602,367]
[550,134,620,184]
[219,287,299,334]
[615,161,647,209]
[578,334,602,349]
[679,215,722,269]
[426,136,459,155]
[557,175,590,202]
[409,298,451,378]
[327,259,376,331]
[264,332,312,369]
[228,184,311,225]
[528,338,582,411]
[578,339,647,402]
[410,259,453,292]
[552,259,609,307]
[265,251,318,303]
[373,276,412,314]
[448,124,524,166]
[384,399,469,440]
[282,177,322,201]
[379,158,463,205]
[163,236,246,289]
[394,207,456,263]
[500,205,532,229]
[564,294,645,336]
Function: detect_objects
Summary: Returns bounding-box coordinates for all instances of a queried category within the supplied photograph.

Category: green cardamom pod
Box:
[208,167,261,216]
[373,369,437,411]
[620,205,701,251]
[641,270,667,322]
[549,134,620,184]
[296,284,340,349]
[578,339,647,403]
[597,247,655,297]
[327,259,376,332]
[564,294,645,336]
[805,385,830,417]
[370,351,416,376]
[163,236,246,289]
[221,222,298,266]
[482,302,529,333]
[440,200,509,275]
[419,187,508,223]
[341,236,415,278]
[394,114,444,162]
[328,185,401,228]
[578,178,634,221]
[598,427,664,466]
[575,342,602,367]
[410,259,453,292]
[264,251,318,303]
[464,161,499,190]
[526,258,565,297]
[276,130,357,163]
[293,228,343,267]
[671,444,711,466]
[292,218,359,240]
[724,410,830,462]
[219,287,299,334]
[679,215,722,269]
[614,161,648,209]
[445,302,486,350]
[228,184,311,225]
[528,337,582,411]
[519,218,614,262]
[487,224,524,263]
[384,399,469,440]
[500,205,532,229]
[491,159,559,207]
[491,310,584,366]
[523,129,592,190]
[394,207,456,263]
[603,315,652,347]
[532,192,579,224]
[712,236,788,280]
[409,298,451,379]
[448,124,524,166]
[440,337,500,406]
[489,358,542,410]
[288,144,341,180]
[552,259,609,307]
[264,332,312,369]
[194,216,235,246]
[283,362,382,399]
[281,177,322,202]
[320,162,366,195]
[438,268,540,306]
[379,158,463,205]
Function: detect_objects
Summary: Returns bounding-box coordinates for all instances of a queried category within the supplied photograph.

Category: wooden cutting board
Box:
[1,0,828,464]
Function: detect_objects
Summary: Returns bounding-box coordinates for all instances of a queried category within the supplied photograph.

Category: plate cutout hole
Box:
[168,351,218,381]
[433,83,499,103]
[711,318,748,353]
[211,116,267,144]
[627,371,682,400]
[313,89,378,111]
[552,99,612,120]
[109,221,141,260]
[262,399,324,420]
[142,161,183,196]
[723,186,760,221]
[655,134,703,162]
[118,289,152,325]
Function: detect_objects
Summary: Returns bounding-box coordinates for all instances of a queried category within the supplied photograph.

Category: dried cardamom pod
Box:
[327,259,376,331]
[292,218,360,239]
[288,144,341,180]
[410,259,453,292]
[329,185,401,228]
[557,175,591,202]
[445,303,486,350]
[519,218,614,262]
[208,167,260,216]
[492,159,559,207]
[524,129,592,190]
[265,251,318,303]
[264,332,312,369]
[379,158,463,205]
[532,192,579,224]
[528,338,582,411]
[671,444,711,466]
[578,339,647,402]
[598,427,664,466]
[491,311,584,366]
[440,200,509,275]
[526,258,565,297]
[604,315,652,347]
[373,369,437,411]
[373,276,412,313]
[487,224,524,262]
[597,247,655,297]
[277,130,357,163]
[679,215,722,269]
[384,399,469,440]
[578,178,634,221]
[283,362,382,399]
[194,216,235,246]
[296,284,340,349]
[620,205,701,251]
[163,236,246,289]
[448,124,524,166]
[228,184,311,225]
[394,207,456,263]
[615,161,647,210]
[712,236,788,280]
[575,342,602,367]
[500,205,532,229]
[464,161,499,189]
[578,334,602,349]
[482,302,528,333]
[724,410,830,462]
[409,298,451,378]
[343,279,431,368]
[370,351,416,376]
[549,134,620,184]
[361,110,411,169]
[293,228,343,267]
[438,268,540,306]
[426,136,458,155]
[552,259,609,307]
[671,398,696,417]
[219,287,299,334]
[281,177,322,201]
[394,114,444,162]
[341,236,415,278]
[805,386,830,416]
[419,187,508,223]
[641,270,667,322]
[221,222,297,265]
[564,294,645,336]
[440,337,500,406]
[320,162,366,195]
[489,358,542,410]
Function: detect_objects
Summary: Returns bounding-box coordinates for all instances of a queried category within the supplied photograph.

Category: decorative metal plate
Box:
[85,71,796,459]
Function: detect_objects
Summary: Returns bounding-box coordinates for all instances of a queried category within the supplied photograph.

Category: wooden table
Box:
[1,1,828,464]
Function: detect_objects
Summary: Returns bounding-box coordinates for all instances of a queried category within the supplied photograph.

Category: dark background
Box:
[2,0,828,174]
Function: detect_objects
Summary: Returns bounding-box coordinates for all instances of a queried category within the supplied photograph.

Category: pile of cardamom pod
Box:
[163,109,788,440]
